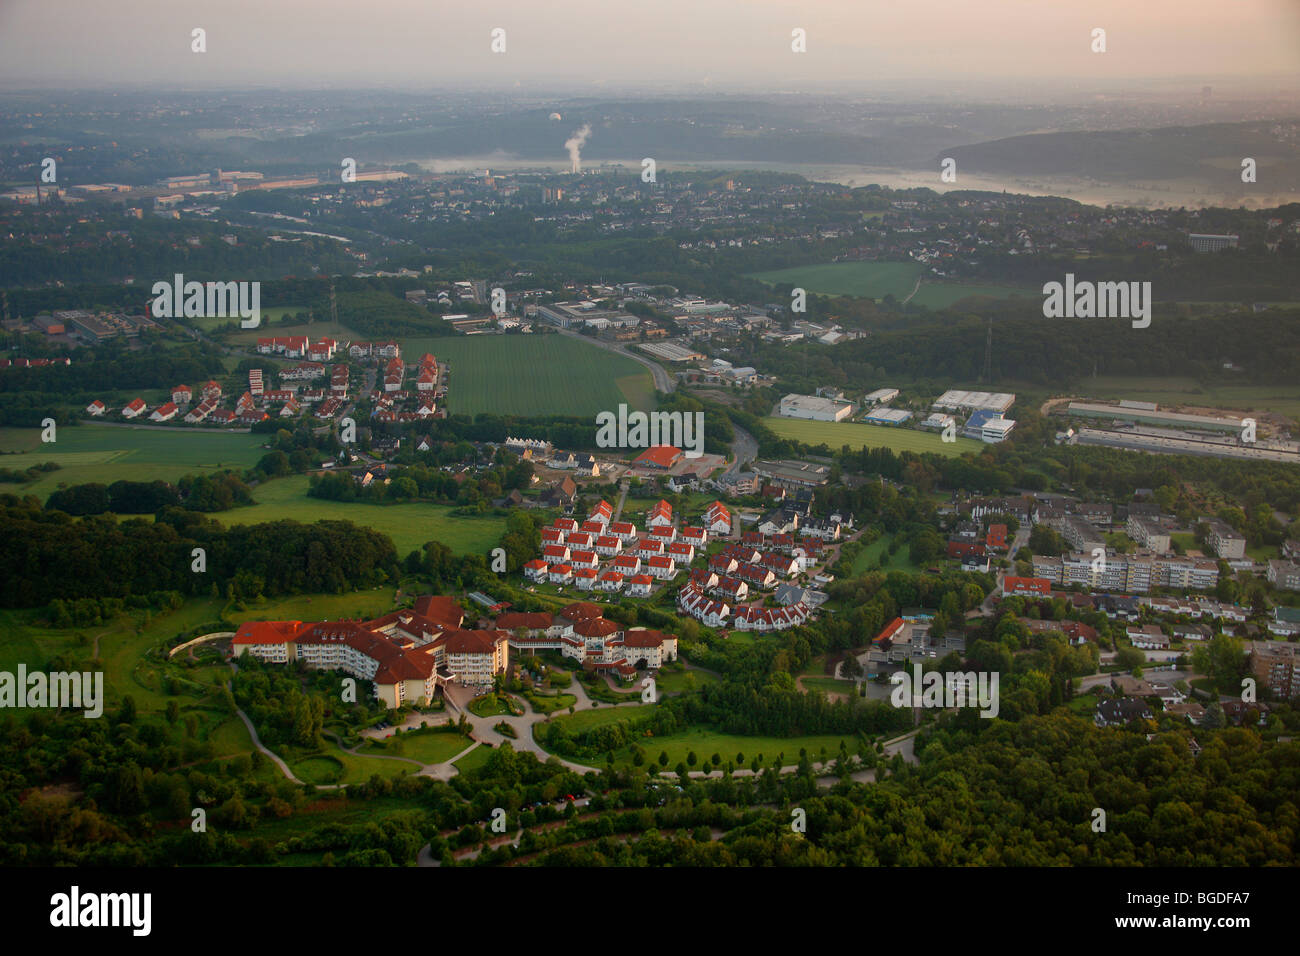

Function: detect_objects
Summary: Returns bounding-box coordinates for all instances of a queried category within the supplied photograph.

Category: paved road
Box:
[555,327,674,394]
[724,425,758,478]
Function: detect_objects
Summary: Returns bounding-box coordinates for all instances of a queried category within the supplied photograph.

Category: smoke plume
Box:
[565,124,591,173]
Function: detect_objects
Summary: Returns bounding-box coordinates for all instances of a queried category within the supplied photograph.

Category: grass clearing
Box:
[0,424,268,500]
[400,334,655,417]
[850,534,920,575]
[763,416,980,457]
[909,282,1033,309]
[360,727,472,764]
[747,261,1030,309]
[748,261,924,299]
[452,744,494,775]
[211,473,507,556]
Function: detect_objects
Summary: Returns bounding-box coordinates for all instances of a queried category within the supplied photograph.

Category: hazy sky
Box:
[1,0,1297,92]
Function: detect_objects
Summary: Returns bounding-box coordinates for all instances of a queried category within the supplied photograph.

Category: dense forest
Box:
[0,498,400,607]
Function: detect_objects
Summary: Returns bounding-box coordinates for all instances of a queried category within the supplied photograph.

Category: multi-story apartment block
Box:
[1060,516,1105,553]
[1202,518,1246,560]
[1266,560,1300,592]
[1034,551,1217,593]
[1250,641,1300,699]
[1126,514,1171,553]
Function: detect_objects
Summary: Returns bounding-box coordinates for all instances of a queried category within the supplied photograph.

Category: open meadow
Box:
[763,416,981,456]
[401,334,655,417]
[213,473,507,557]
[0,424,268,500]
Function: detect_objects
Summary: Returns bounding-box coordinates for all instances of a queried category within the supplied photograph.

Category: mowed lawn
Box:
[0,424,268,500]
[211,474,507,557]
[762,416,980,456]
[402,334,655,417]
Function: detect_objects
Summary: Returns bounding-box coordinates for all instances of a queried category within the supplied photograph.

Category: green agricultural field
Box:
[908,282,1033,309]
[401,334,655,417]
[0,424,268,500]
[210,474,507,557]
[762,416,980,457]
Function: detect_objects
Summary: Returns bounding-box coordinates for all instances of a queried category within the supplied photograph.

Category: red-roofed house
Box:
[646,555,677,580]
[646,500,673,529]
[633,445,683,470]
[704,501,732,535]
[668,541,696,563]
[986,524,1009,551]
[627,574,654,597]
[121,398,146,419]
[608,521,637,542]
[680,526,708,547]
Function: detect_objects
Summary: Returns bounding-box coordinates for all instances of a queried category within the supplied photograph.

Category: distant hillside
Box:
[940,121,1300,182]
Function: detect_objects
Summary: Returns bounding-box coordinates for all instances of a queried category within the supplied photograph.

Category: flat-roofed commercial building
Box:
[1188,233,1239,252]
[1065,401,1242,434]
[778,393,854,422]
[932,390,1016,414]
[863,407,913,426]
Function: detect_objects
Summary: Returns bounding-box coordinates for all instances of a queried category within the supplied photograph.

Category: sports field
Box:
[210,474,507,557]
[0,424,268,499]
[762,416,980,456]
[747,261,1029,308]
[402,334,655,417]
